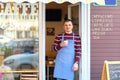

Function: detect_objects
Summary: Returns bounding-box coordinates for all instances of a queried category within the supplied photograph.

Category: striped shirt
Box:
[52,32,81,63]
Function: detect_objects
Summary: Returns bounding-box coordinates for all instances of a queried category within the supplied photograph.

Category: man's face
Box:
[64,21,73,33]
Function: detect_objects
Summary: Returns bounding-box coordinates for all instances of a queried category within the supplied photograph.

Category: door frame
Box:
[81,3,91,80]
[39,2,90,80]
[68,2,91,80]
[39,2,46,80]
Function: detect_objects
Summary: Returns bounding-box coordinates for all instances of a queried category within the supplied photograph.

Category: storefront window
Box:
[0,2,39,80]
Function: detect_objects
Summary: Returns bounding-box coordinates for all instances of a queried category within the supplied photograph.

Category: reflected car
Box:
[5,39,39,55]
[4,52,39,70]
[6,39,38,48]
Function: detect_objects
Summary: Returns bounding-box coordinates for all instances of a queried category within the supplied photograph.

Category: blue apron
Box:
[54,33,75,80]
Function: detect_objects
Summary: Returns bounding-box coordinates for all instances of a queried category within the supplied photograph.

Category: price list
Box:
[91,14,113,40]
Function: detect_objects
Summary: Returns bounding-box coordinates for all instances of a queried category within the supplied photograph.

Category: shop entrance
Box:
[45,2,81,80]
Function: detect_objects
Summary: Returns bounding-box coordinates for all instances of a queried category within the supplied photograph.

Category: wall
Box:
[45,2,71,57]
[91,1,120,80]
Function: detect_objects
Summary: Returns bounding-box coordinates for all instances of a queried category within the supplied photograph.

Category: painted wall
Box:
[91,1,120,80]
[45,2,71,57]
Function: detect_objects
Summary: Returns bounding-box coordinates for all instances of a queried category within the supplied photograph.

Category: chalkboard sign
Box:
[101,61,120,80]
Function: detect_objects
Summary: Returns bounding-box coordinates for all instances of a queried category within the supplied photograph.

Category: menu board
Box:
[91,14,113,40]
[108,64,120,80]
[102,61,120,80]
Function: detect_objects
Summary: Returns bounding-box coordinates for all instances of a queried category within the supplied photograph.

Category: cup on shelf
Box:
[49,61,53,64]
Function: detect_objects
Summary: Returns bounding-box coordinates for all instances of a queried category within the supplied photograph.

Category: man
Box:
[52,19,81,80]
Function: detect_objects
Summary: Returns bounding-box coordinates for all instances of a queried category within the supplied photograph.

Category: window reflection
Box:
[0,2,39,80]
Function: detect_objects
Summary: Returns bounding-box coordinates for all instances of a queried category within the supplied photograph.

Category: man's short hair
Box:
[64,18,73,23]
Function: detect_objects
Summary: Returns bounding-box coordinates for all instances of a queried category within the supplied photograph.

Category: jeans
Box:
[56,78,66,80]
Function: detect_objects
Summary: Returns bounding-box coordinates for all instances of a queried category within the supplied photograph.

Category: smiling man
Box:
[52,19,81,80]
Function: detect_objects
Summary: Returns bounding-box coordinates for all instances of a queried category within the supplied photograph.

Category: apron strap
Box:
[62,33,64,42]
[73,33,74,40]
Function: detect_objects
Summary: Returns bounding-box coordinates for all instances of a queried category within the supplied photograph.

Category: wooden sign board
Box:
[101,61,120,80]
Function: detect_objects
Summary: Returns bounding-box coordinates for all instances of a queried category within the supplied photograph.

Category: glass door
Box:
[68,3,81,36]
[68,2,81,80]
